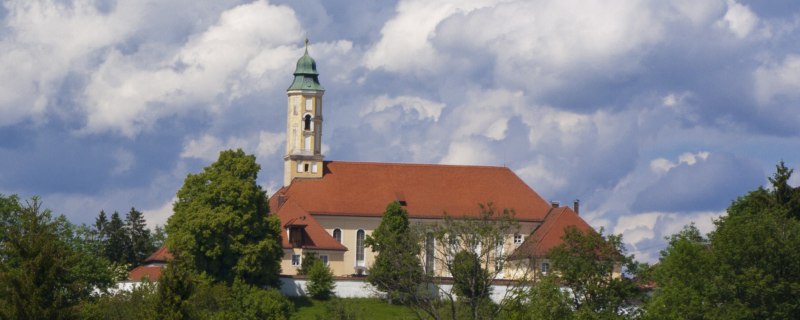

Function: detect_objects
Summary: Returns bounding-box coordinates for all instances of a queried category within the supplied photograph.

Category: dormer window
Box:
[514,233,523,245]
[289,227,304,248]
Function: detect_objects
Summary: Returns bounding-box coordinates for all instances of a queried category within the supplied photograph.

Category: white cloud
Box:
[430,0,665,95]
[719,0,759,38]
[0,0,146,126]
[361,95,446,122]
[82,0,303,137]
[440,139,497,166]
[671,0,726,26]
[181,131,284,162]
[615,210,722,263]
[650,151,711,174]
[143,197,175,229]
[754,54,800,105]
[451,89,523,140]
[363,0,503,73]
[613,212,660,243]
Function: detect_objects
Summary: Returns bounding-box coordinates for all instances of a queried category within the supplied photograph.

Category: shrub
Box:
[307,260,335,300]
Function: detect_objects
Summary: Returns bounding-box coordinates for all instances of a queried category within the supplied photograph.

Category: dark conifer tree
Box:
[125,207,153,266]
[105,211,129,265]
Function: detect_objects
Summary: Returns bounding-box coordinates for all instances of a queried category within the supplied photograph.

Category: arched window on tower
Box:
[303,114,312,131]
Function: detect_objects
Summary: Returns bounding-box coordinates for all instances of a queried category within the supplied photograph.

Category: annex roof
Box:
[271,161,553,221]
[144,246,173,263]
[128,265,164,282]
[509,206,594,259]
[277,199,348,251]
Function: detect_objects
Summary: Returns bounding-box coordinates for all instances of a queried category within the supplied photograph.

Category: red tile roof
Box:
[271,161,552,221]
[510,206,594,259]
[127,246,172,282]
[128,264,164,282]
[145,246,173,263]
[277,199,348,251]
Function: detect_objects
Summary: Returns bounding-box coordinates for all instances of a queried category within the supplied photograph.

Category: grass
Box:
[290,297,419,320]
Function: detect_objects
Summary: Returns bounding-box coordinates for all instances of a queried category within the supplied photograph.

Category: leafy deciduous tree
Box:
[547,227,640,319]
[166,149,283,287]
[645,162,800,319]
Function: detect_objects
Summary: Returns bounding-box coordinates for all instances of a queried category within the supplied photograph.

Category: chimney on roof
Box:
[551,201,560,208]
[573,199,580,215]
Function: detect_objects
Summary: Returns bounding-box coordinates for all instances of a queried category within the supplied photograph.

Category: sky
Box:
[1,0,800,263]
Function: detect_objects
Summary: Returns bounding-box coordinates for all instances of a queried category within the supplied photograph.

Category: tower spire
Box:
[284,38,325,186]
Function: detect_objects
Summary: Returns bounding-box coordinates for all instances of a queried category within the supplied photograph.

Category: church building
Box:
[127,41,597,284]
[271,41,594,279]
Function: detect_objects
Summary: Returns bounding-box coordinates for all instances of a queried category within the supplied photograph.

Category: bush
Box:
[307,260,335,300]
[231,280,294,320]
[299,252,320,276]
[78,282,159,320]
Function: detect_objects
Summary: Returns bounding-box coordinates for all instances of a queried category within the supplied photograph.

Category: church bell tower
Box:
[284,39,325,186]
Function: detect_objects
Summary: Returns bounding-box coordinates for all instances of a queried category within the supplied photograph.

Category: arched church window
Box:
[304,114,312,131]
[356,230,365,266]
[333,229,342,243]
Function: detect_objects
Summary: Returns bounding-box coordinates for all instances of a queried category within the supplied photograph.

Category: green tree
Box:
[125,207,154,266]
[155,257,197,320]
[645,162,800,319]
[643,225,714,320]
[365,201,424,302]
[503,275,574,320]
[166,149,283,287]
[547,227,640,319]
[151,225,167,249]
[299,251,321,276]
[105,211,129,265]
[451,250,491,314]
[94,210,108,241]
[307,259,336,300]
[78,281,159,320]
[0,195,115,319]
[383,203,520,320]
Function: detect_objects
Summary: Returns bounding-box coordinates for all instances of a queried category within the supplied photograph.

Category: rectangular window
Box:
[541,262,550,274]
[305,97,312,111]
[425,233,435,275]
[292,97,299,115]
[304,136,311,151]
[514,233,523,245]
[290,228,303,247]
[312,162,318,173]
[320,255,329,266]
[297,163,303,173]
[292,254,301,266]
[495,240,504,272]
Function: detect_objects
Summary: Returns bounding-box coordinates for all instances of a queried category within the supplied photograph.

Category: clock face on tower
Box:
[303,78,312,87]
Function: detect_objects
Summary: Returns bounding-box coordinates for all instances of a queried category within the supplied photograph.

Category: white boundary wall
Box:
[279,277,518,303]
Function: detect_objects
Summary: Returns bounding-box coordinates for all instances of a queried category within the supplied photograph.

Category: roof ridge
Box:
[324,160,510,170]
